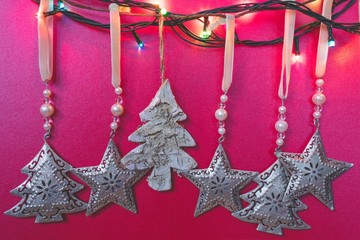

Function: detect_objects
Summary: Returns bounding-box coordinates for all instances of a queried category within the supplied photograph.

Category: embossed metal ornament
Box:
[233,160,310,235]
[121,80,197,191]
[183,144,258,217]
[5,142,87,223]
[276,130,353,210]
[73,140,147,215]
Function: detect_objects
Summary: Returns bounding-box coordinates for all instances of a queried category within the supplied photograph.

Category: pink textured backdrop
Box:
[0,1,359,239]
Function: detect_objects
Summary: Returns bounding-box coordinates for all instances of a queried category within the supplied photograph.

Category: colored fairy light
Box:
[201,30,211,39]
[132,30,144,49]
[292,53,303,64]
[328,39,335,47]
[138,42,145,49]
[160,8,168,15]
[58,1,66,10]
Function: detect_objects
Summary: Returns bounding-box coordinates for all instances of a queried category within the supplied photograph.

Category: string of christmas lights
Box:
[35,0,360,52]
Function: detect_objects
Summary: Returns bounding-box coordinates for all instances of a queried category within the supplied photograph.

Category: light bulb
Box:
[328,40,335,47]
[201,30,211,39]
[160,8,168,15]
[291,54,303,64]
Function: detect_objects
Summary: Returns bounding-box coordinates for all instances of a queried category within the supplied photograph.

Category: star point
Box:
[183,144,258,217]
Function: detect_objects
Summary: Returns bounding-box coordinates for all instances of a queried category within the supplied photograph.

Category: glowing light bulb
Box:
[58,1,65,10]
[328,39,335,47]
[138,42,144,49]
[292,54,303,64]
[160,8,168,15]
[201,30,211,39]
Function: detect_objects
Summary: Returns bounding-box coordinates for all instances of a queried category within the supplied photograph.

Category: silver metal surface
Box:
[183,144,258,217]
[277,129,353,210]
[73,140,147,215]
[5,142,87,223]
[121,80,197,191]
[233,160,310,235]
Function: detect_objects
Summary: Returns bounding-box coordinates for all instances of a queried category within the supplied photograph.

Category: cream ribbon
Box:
[38,0,53,82]
[109,3,121,88]
[278,1,296,100]
[316,0,334,78]
[222,14,235,93]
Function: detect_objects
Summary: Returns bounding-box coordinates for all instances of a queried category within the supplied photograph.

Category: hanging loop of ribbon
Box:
[278,1,296,100]
[222,14,235,93]
[315,0,334,79]
[109,3,121,88]
[38,0,53,83]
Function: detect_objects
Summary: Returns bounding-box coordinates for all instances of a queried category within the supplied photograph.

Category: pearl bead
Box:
[220,95,228,103]
[313,111,321,119]
[316,79,324,87]
[312,93,326,105]
[276,138,284,146]
[275,120,288,133]
[278,106,286,114]
[40,103,55,117]
[215,109,228,121]
[115,87,123,95]
[110,122,118,130]
[218,127,226,135]
[43,122,52,130]
[43,89,51,97]
[111,103,124,116]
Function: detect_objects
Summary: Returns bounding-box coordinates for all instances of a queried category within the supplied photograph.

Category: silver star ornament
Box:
[183,144,258,217]
[73,140,147,215]
[276,130,353,210]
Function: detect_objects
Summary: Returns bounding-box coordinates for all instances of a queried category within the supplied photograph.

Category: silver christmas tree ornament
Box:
[5,143,87,223]
[121,80,197,191]
[276,130,353,210]
[233,160,310,235]
[183,144,258,217]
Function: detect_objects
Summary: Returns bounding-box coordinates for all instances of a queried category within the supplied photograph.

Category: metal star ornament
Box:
[182,144,258,217]
[73,140,147,216]
[276,130,353,210]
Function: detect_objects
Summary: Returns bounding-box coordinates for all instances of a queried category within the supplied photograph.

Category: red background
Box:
[1,1,359,239]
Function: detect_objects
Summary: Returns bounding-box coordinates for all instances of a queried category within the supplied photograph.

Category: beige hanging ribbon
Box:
[278,1,296,100]
[109,3,121,88]
[38,0,53,83]
[222,14,235,93]
[316,0,334,78]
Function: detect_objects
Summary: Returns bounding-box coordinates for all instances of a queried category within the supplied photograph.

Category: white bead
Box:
[275,120,288,133]
[220,95,228,103]
[43,89,51,97]
[40,103,55,117]
[115,87,123,95]
[278,106,286,114]
[111,103,124,116]
[218,127,226,135]
[312,93,326,105]
[313,111,321,119]
[316,79,324,87]
[43,122,52,130]
[276,138,284,146]
[110,122,118,130]
[215,109,228,121]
